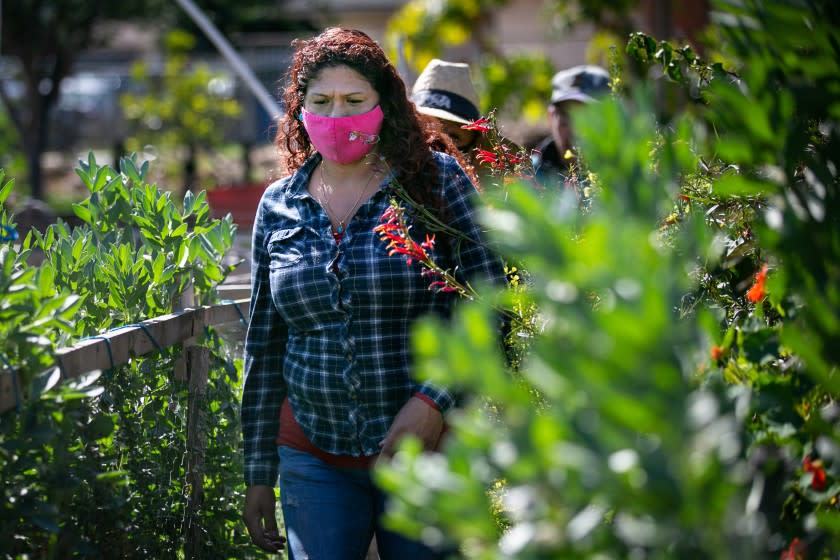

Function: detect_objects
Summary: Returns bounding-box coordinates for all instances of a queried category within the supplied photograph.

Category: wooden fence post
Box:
[184,339,210,559]
[180,274,206,559]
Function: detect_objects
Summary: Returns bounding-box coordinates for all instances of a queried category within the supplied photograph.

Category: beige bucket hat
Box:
[411,59,481,125]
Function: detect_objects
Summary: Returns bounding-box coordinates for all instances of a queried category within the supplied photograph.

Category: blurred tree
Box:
[120,30,242,195]
[385,0,710,121]
[0,0,296,200]
[0,1,158,200]
[386,0,642,120]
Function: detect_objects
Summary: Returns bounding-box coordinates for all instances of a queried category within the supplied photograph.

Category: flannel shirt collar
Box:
[286,154,320,200]
[287,153,398,202]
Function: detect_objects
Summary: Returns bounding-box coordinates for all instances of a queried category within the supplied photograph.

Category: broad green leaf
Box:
[72,202,93,225]
[0,176,14,204]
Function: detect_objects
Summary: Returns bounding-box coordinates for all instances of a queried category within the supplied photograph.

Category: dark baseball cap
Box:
[550,65,610,104]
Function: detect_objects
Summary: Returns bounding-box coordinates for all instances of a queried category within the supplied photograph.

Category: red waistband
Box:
[276,397,377,469]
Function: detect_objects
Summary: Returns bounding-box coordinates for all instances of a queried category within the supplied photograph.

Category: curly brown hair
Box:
[274,27,477,216]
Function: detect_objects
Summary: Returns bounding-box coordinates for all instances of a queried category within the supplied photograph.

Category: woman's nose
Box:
[329,102,351,117]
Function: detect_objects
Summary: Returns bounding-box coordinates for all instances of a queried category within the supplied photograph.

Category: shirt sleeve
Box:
[442,159,507,290]
[241,192,289,487]
[415,156,508,412]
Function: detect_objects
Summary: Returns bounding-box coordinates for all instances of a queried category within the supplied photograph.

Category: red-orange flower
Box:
[476,149,499,165]
[462,117,492,133]
[710,345,725,361]
[746,264,769,303]
[803,455,827,490]
[780,537,806,560]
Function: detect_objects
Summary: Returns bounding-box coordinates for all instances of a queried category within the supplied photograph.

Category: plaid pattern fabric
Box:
[242,152,505,486]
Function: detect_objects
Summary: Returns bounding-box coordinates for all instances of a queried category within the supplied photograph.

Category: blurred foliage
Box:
[0,0,289,199]
[120,30,242,193]
[0,154,259,557]
[546,0,641,34]
[377,1,840,558]
[0,0,167,199]
[0,109,26,197]
[385,0,641,121]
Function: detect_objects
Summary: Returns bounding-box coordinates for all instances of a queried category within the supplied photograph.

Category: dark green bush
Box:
[377,1,840,558]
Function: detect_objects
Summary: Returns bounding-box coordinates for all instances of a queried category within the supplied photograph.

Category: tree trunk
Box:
[241,142,252,184]
[26,93,51,201]
[15,53,66,201]
[184,142,198,196]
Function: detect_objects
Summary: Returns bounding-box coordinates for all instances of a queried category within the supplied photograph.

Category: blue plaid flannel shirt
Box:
[242,151,505,486]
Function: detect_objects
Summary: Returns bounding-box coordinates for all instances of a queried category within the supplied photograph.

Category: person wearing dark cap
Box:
[532,64,610,190]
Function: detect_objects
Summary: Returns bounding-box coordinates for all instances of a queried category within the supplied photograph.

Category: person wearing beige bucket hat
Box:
[412,58,524,186]
[411,59,483,155]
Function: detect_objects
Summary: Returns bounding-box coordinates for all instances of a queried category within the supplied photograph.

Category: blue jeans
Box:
[277,445,450,560]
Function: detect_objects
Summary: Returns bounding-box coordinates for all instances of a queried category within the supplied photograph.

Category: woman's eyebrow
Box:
[309,89,368,97]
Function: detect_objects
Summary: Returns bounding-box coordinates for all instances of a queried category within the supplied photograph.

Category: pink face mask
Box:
[301,105,384,164]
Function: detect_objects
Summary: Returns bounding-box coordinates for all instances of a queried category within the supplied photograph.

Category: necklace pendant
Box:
[335,223,345,234]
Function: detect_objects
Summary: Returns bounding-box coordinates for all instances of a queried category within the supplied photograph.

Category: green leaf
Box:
[72,202,93,225]
[75,168,94,192]
[95,469,130,484]
[93,167,111,192]
[816,510,840,533]
[37,265,55,295]
[58,294,83,317]
[781,327,837,392]
[71,236,84,261]
[183,190,195,216]
[0,176,14,204]
[713,175,772,197]
[60,386,105,401]
[152,252,165,283]
[30,367,62,399]
[121,156,141,183]
[171,222,188,238]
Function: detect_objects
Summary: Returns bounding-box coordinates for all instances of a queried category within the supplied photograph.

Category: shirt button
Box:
[345,353,353,360]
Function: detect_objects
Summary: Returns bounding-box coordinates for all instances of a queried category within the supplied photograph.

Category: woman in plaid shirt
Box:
[241,27,505,559]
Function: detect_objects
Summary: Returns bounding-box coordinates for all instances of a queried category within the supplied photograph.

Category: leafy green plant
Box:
[1,153,257,557]
[377,1,840,558]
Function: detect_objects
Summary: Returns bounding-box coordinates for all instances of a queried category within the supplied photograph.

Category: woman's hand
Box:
[378,396,443,463]
[243,485,286,553]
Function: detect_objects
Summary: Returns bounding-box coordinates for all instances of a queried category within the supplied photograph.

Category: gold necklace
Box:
[319,164,377,233]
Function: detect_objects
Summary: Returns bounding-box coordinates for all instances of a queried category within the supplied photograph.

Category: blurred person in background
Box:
[532,65,611,190]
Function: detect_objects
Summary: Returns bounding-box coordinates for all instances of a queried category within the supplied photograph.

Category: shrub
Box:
[1,154,253,557]
[376,1,840,558]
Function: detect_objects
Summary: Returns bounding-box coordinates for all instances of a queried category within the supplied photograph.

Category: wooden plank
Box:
[55,310,197,379]
[200,299,250,328]
[3,298,253,414]
[54,299,250,380]
[217,284,251,301]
